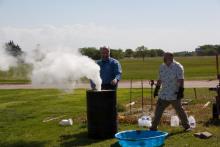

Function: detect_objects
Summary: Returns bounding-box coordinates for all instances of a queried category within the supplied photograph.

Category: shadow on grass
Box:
[60,131,106,147]
[0,140,46,147]
[167,130,187,138]
[204,119,220,127]
[110,141,121,147]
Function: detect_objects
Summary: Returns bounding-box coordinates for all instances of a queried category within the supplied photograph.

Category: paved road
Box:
[0,80,219,89]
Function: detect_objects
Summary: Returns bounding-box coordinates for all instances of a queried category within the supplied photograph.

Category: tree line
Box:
[80,44,220,60]
[3,41,220,61]
[195,45,220,56]
[80,46,164,60]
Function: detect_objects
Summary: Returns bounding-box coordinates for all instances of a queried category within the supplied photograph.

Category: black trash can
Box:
[213,103,219,119]
[86,90,117,139]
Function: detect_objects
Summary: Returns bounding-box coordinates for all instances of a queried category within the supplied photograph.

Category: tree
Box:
[149,49,157,57]
[154,49,165,56]
[135,45,148,61]
[5,40,23,57]
[79,47,100,60]
[110,49,124,59]
[124,49,134,58]
[195,45,220,56]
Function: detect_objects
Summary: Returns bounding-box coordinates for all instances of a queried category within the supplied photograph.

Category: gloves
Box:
[154,85,160,98]
[176,87,184,99]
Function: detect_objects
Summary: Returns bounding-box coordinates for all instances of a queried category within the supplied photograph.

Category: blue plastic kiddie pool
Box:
[115,130,168,147]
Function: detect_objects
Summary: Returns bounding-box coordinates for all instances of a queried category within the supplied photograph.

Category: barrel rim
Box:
[86,89,116,92]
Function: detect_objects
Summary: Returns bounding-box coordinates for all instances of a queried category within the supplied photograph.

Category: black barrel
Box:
[212,103,219,119]
[86,90,117,139]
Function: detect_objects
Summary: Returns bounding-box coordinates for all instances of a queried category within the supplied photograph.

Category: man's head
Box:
[100,46,110,60]
[163,52,174,66]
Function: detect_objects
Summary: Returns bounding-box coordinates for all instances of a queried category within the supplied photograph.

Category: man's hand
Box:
[176,87,184,99]
[111,79,118,86]
[90,80,96,90]
[154,85,160,98]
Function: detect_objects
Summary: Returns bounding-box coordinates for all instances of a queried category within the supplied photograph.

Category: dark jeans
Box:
[151,99,190,130]
[101,84,117,90]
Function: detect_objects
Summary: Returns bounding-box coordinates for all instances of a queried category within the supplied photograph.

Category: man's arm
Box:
[178,79,184,87]
[111,61,122,85]
[154,80,161,97]
[154,65,162,97]
[176,63,184,99]
[177,79,184,99]
[90,80,96,90]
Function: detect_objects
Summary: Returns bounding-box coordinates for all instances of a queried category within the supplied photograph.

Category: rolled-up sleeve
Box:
[114,61,122,81]
[176,64,184,79]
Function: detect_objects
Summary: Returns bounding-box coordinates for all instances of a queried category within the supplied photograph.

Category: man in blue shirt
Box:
[91,46,122,90]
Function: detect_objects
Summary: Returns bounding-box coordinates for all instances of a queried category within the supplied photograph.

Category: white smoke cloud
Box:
[0,25,104,90]
[0,45,102,91]
[0,24,113,51]
[0,45,17,71]
[30,49,101,91]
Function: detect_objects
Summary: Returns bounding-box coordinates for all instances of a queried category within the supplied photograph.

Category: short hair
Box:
[164,52,174,58]
[100,46,110,52]
[100,46,110,50]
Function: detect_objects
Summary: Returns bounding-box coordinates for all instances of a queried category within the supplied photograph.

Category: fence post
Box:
[130,79,132,114]
[194,88,197,99]
[141,80,144,113]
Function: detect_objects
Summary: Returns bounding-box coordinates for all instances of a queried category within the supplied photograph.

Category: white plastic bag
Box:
[188,116,196,128]
[138,115,152,127]
[170,115,179,127]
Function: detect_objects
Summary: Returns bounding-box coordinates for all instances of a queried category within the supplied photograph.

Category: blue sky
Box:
[0,0,220,51]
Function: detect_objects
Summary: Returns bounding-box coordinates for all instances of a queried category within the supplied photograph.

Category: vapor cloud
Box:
[0,46,17,71]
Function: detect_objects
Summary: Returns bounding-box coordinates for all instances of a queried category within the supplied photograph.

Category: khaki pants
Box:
[151,99,190,130]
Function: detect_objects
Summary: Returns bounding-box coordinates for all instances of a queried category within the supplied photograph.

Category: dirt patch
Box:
[118,98,208,125]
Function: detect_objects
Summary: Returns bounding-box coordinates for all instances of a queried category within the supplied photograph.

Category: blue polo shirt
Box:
[97,57,122,84]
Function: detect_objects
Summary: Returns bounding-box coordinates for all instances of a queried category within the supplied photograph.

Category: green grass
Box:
[0,64,31,84]
[0,88,220,146]
[120,56,216,80]
[0,56,218,83]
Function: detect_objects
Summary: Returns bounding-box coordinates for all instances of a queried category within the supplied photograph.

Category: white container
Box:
[59,118,73,126]
[188,116,196,128]
[138,115,152,127]
[170,116,179,127]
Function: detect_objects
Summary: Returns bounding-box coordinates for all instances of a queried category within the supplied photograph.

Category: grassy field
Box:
[0,56,218,83]
[0,64,31,84]
[120,56,217,80]
[0,88,220,147]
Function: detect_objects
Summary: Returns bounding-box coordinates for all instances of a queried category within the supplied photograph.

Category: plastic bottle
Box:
[138,115,152,127]
[188,116,196,128]
[170,115,179,127]
[59,118,73,126]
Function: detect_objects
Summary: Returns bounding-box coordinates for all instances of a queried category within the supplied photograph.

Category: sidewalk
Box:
[0,80,218,89]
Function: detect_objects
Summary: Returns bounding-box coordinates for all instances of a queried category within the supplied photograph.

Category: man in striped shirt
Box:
[150,52,191,131]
